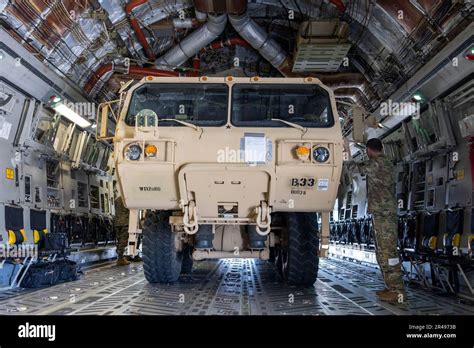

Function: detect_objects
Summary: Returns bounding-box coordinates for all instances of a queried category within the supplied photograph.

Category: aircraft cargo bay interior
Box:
[0,0,473,346]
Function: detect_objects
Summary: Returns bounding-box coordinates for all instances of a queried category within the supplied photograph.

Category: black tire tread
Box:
[286,212,320,286]
[142,211,182,283]
[181,244,194,274]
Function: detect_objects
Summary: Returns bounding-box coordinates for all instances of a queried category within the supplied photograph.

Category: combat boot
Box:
[116,258,131,266]
[376,289,404,303]
[126,255,142,262]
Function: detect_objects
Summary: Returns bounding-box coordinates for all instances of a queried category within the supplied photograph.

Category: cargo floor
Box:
[0,258,472,315]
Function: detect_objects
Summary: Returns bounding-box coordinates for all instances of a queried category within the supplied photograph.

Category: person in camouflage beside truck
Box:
[345,138,407,304]
[114,192,131,266]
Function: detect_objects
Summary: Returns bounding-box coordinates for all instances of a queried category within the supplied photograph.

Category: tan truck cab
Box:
[101,76,343,286]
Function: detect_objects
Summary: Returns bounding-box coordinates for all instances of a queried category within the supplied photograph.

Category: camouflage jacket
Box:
[347,154,397,216]
[114,196,129,227]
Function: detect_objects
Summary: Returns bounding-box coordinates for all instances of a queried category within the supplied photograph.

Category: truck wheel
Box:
[282,213,320,286]
[142,211,183,283]
[181,244,194,274]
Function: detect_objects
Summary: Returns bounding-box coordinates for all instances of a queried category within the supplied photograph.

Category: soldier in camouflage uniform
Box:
[114,191,131,266]
[346,138,406,303]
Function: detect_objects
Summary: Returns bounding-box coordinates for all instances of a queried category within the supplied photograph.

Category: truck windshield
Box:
[231,84,334,127]
[125,83,228,126]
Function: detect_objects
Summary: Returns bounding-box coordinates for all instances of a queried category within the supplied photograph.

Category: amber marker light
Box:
[296,146,310,161]
[145,144,158,158]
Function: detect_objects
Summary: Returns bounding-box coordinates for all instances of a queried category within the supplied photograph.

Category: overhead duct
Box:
[228,12,291,75]
[334,88,370,109]
[126,0,156,61]
[155,14,227,70]
[376,0,424,34]
[318,73,370,88]
[317,73,379,105]
[86,15,236,94]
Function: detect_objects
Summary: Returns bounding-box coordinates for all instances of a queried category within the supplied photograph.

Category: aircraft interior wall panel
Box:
[0,81,25,205]
[61,163,80,215]
[424,154,449,211]
[446,146,472,208]
[0,203,6,245]
[68,167,91,214]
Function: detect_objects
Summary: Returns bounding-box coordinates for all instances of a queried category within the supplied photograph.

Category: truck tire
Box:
[142,211,183,283]
[181,244,194,274]
[282,212,320,286]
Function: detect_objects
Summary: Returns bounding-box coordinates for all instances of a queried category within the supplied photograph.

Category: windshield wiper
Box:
[271,118,308,137]
[160,118,202,132]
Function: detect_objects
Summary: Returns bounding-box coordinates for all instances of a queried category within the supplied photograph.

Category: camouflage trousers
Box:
[116,226,129,259]
[372,212,406,296]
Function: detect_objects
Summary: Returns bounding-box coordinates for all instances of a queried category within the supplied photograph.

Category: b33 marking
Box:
[291,177,315,188]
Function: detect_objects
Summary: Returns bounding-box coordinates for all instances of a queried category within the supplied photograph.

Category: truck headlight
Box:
[125,144,142,161]
[313,146,330,163]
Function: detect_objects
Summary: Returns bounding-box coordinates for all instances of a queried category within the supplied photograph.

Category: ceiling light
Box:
[50,95,62,103]
[52,103,91,128]
[465,47,474,61]
[413,94,422,101]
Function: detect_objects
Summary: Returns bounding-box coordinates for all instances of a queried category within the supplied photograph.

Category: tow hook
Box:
[182,200,199,234]
[255,201,271,236]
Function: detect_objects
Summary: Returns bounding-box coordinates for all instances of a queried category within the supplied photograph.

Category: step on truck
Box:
[98,76,343,286]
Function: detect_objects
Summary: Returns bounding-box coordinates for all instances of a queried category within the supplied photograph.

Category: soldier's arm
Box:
[345,159,376,177]
[343,138,369,175]
[345,160,360,174]
[345,160,369,175]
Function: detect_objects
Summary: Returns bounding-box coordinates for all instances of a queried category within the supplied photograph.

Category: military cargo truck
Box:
[99,76,343,286]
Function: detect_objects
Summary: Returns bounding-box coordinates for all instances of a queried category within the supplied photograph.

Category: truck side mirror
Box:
[352,106,365,143]
[352,106,378,143]
[97,102,116,140]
